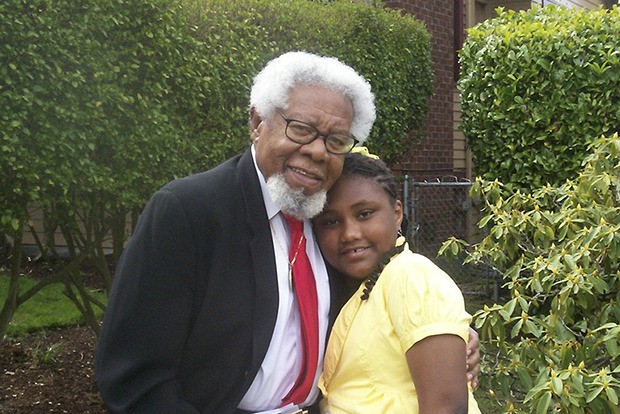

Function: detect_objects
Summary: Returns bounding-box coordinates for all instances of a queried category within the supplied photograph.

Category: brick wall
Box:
[383,0,605,182]
[384,0,461,181]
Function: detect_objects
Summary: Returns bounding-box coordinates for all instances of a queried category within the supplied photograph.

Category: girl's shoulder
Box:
[385,247,460,293]
[390,246,444,274]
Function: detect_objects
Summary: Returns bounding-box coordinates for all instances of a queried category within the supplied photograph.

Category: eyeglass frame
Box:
[277,111,359,155]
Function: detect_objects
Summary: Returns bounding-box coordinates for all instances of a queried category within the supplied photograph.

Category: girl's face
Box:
[313,175,403,280]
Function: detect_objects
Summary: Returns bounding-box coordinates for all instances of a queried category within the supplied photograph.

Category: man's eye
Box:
[327,135,347,147]
[289,123,315,137]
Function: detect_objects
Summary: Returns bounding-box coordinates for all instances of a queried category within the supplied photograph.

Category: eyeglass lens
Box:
[282,116,356,154]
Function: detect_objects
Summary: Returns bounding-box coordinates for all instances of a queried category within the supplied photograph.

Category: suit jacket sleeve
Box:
[95,187,202,413]
[96,150,279,413]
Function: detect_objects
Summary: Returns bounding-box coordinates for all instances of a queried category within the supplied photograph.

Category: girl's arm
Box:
[407,334,469,414]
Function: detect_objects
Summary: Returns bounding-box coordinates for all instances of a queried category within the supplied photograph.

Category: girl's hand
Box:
[466,327,480,389]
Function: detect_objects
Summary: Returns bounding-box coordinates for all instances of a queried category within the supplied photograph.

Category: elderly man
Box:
[95,51,479,414]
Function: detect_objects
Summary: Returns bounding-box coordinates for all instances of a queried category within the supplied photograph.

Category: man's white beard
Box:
[266,173,327,220]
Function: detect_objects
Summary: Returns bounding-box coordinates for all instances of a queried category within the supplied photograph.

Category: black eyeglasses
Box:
[278,111,358,155]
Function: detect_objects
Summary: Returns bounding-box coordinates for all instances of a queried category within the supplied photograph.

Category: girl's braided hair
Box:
[340,152,398,203]
[341,153,410,300]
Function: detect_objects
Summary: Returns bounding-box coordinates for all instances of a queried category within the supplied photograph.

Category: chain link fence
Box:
[401,176,499,300]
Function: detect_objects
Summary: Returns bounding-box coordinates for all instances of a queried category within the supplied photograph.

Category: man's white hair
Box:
[250,51,376,143]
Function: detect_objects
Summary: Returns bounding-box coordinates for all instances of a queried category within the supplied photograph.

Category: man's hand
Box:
[466,327,480,388]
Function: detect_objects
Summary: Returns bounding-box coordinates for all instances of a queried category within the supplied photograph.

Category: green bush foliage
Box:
[458,6,620,191]
[185,0,432,169]
[1,0,431,241]
[0,0,208,336]
[0,0,207,238]
[441,133,620,413]
[1,0,431,335]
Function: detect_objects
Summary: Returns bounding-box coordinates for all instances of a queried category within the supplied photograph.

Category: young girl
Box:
[313,151,481,414]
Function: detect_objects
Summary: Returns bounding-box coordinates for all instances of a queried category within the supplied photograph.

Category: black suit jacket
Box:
[95,148,349,413]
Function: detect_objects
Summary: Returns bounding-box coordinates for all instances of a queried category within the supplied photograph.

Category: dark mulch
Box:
[0,325,106,413]
[0,251,108,413]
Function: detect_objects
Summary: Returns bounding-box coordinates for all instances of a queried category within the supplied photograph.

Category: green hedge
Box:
[0,0,210,334]
[0,0,207,239]
[458,5,620,191]
[1,0,431,240]
[185,0,432,169]
[0,0,432,332]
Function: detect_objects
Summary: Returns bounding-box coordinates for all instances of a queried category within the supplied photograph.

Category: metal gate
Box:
[401,176,499,299]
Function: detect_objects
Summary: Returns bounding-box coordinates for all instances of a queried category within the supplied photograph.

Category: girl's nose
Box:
[340,219,361,242]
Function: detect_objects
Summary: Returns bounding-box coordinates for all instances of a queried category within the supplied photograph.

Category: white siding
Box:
[532,0,602,8]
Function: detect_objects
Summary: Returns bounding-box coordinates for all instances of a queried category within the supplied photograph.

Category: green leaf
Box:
[511,319,524,338]
[586,386,604,403]
[450,240,458,256]
[551,376,563,395]
[536,391,552,414]
[537,58,550,71]
[516,366,533,390]
[525,320,542,338]
[605,338,619,358]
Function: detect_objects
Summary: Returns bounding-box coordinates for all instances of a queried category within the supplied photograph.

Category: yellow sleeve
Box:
[383,251,472,353]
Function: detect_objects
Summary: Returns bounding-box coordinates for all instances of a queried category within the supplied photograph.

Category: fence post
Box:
[403,174,410,222]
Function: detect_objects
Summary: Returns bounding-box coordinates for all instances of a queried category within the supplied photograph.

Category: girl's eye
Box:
[358,209,374,219]
[317,217,340,228]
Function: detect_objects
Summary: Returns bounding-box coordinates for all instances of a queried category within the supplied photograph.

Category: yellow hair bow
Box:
[351,146,379,159]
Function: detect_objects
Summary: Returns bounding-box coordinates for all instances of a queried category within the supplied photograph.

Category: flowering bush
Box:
[441,134,620,413]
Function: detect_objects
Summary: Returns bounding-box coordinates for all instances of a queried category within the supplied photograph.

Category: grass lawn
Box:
[0,273,106,336]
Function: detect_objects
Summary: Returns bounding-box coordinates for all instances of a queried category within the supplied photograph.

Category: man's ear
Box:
[249,107,263,142]
[250,107,262,130]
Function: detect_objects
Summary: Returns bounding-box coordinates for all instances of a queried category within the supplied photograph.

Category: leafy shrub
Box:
[0,0,208,335]
[1,0,432,335]
[184,0,432,168]
[458,6,620,191]
[441,133,620,413]
[0,0,207,240]
[1,0,432,242]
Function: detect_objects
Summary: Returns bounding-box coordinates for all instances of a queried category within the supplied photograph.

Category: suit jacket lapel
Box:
[237,148,280,388]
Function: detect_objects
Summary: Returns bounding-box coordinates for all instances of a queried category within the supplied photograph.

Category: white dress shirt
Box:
[237,146,331,412]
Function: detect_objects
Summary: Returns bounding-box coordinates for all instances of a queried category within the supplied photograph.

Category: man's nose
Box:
[299,134,330,161]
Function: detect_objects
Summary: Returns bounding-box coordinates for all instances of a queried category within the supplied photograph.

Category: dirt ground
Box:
[0,253,491,414]
[0,249,109,413]
[0,325,106,413]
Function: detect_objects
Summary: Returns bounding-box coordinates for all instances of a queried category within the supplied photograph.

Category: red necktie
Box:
[281,214,319,406]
